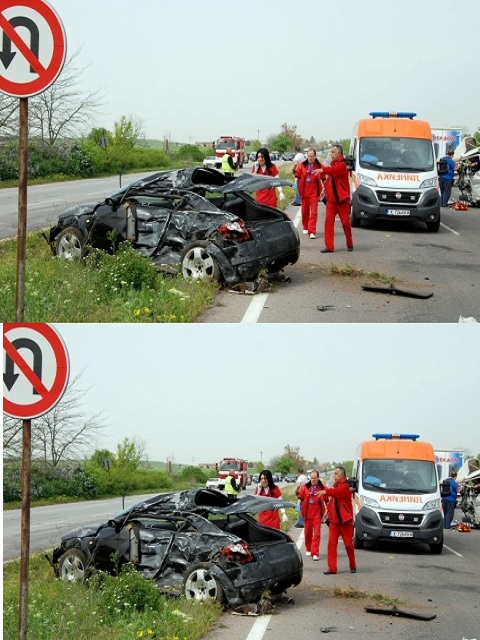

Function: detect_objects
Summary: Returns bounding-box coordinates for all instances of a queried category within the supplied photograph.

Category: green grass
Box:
[0,232,219,322]
[4,555,222,640]
[333,585,400,606]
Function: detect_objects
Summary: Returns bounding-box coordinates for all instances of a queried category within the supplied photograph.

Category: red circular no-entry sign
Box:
[0,0,66,98]
[3,323,70,419]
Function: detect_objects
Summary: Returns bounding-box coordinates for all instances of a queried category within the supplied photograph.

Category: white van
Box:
[351,433,449,554]
[348,111,445,232]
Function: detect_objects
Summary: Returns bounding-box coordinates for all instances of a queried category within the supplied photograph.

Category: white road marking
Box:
[246,615,272,640]
[240,210,302,324]
[444,543,463,557]
[440,222,460,236]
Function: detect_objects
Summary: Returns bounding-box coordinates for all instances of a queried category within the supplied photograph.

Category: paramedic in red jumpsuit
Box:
[297,469,327,560]
[319,466,356,574]
[316,144,353,253]
[296,148,324,238]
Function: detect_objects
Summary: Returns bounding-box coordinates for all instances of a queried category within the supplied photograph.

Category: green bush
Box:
[179,466,209,485]
[175,144,205,163]
[99,563,163,615]
[87,242,160,294]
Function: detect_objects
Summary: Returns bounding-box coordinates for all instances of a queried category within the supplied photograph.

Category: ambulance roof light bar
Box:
[369,111,417,119]
[372,433,420,441]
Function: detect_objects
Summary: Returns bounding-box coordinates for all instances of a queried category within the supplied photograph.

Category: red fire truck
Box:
[217,457,249,490]
[214,136,246,169]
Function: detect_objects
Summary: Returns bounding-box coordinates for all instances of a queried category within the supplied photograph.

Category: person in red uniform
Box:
[297,469,327,560]
[315,144,353,253]
[296,148,324,238]
[251,148,284,208]
[318,466,356,574]
[254,469,287,529]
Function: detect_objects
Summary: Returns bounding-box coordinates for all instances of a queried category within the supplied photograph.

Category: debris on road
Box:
[365,605,436,621]
[317,305,334,312]
[362,283,434,299]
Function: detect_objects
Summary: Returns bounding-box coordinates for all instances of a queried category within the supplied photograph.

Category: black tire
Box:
[54,226,86,259]
[350,207,361,228]
[429,539,443,554]
[180,241,222,282]
[426,218,440,232]
[58,548,89,582]
[353,529,364,549]
[184,563,224,603]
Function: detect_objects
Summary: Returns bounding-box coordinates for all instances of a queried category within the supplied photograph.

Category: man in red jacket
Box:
[316,145,353,253]
[318,466,356,574]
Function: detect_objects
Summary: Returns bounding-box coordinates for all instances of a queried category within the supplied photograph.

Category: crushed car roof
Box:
[113,488,296,521]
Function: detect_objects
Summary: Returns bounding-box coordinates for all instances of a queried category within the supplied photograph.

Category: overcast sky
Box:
[31,323,479,467]
[33,0,480,143]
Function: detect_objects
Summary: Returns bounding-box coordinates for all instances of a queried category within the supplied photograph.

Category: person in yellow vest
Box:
[224,469,240,500]
[221,147,237,180]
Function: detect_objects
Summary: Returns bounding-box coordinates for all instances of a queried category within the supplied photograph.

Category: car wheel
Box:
[58,548,89,582]
[54,227,86,259]
[184,563,224,603]
[353,529,364,549]
[350,207,361,228]
[180,241,221,282]
[429,539,443,554]
[426,219,440,232]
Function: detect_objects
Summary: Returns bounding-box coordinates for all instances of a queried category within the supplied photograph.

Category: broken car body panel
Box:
[46,167,300,286]
[48,488,302,608]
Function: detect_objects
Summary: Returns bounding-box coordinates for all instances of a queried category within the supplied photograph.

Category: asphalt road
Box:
[205,518,480,640]
[0,172,152,240]
[5,496,478,640]
[2,175,478,323]
[199,199,480,323]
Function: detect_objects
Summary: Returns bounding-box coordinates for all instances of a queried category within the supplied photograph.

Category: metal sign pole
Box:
[15,97,28,322]
[18,418,32,640]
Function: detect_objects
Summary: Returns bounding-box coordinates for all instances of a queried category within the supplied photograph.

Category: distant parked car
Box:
[285,473,298,483]
[205,477,221,489]
[249,152,256,162]
[47,488,303,608]
[282,152,295,161]
[203,156,217,169]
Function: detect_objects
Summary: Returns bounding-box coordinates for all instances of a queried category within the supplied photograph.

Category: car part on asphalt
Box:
[365,605,436,621]
[362,283,434,299]
[317,305,334,311]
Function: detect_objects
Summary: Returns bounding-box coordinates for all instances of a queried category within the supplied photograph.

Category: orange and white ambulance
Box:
[351,433,449,554]
[348,112,444,232]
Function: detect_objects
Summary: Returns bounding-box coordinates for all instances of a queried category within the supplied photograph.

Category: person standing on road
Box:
[292,145,306,206]
[294,468,309,528]
[224,469,240,501]
[221,147,237,180]
[251,148,285,208]
[318,466,356,574]
[439,150,456,207]
[315,144,353,253]
[297,469,327,561]
[441,470,459,529]
[254,469,288,529]
[296,148,324,239]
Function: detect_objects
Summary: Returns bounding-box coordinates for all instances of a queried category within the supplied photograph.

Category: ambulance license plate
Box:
[386,209,410,216]
[389,531,413,538]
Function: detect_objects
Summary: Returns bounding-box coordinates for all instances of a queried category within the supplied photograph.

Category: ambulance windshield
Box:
[363,459,437,493]
[359,137,435,172]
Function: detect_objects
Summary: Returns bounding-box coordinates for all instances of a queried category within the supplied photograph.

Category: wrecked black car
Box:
[44,167,300,287]
[47,488,303,608]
